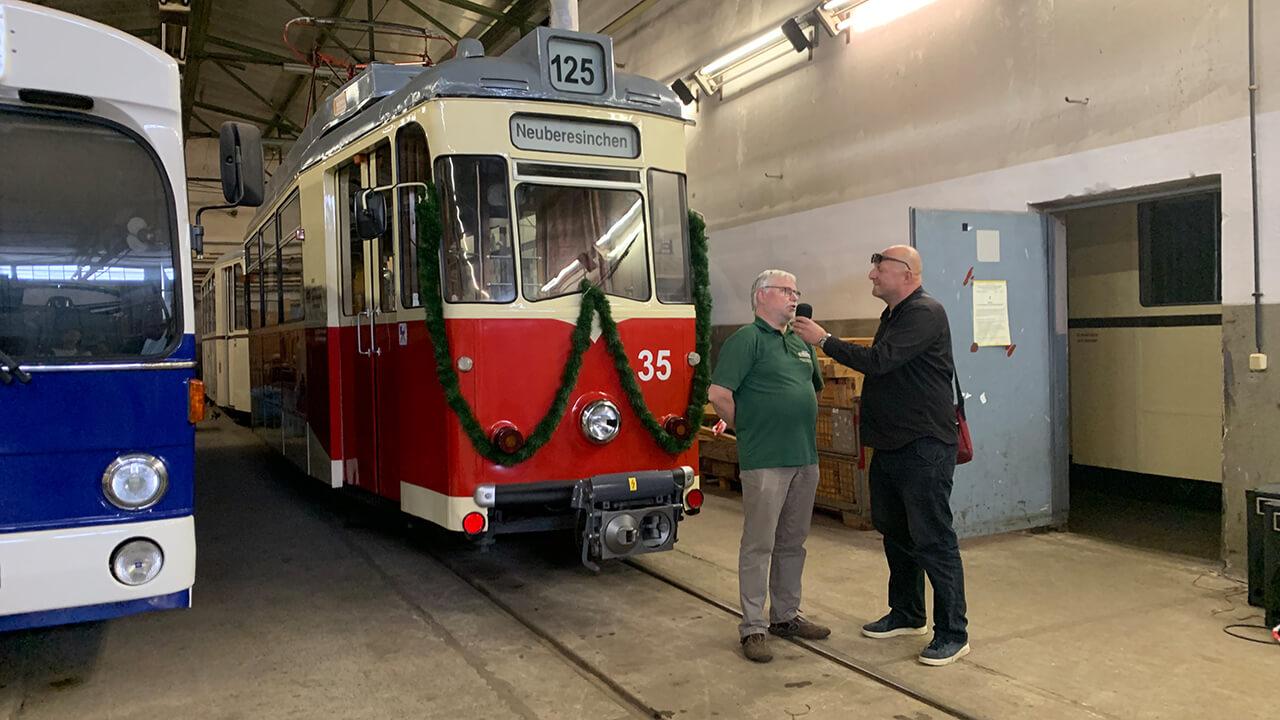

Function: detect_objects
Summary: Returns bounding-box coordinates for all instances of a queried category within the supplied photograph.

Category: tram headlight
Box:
[580,400,621,444]
[102,454,168,510]
[110,538,164,586]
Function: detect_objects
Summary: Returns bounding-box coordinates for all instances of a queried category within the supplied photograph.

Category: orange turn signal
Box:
[188,379,206,423]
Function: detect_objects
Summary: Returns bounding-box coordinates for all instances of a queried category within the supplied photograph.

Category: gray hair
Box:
[750,269,796,311]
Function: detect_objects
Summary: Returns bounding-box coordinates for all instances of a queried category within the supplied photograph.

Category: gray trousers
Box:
[738,464,820,638]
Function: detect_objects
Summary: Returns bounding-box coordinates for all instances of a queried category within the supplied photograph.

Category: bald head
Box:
[869,244,923,308]
[881,245,923,275]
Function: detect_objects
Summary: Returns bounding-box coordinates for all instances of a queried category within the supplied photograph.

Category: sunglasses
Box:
[870,253,912,271]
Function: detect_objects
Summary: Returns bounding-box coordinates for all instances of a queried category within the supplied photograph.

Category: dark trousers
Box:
[869,436,968,643]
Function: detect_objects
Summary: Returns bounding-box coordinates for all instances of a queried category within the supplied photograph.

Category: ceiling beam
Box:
[193,101,301,134]
[190,111,218,135]
[205,36,298,65]
[180,0,214,139]
[395,0,461,42]
[213,60,295,129]
[433,0,524,27]
[478,0,541,52]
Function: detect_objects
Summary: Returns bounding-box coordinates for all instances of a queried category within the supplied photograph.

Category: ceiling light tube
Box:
[699,27,787,77]
[835,0,937,33]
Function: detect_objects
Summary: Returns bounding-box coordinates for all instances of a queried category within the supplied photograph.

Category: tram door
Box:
[338,141,396,496]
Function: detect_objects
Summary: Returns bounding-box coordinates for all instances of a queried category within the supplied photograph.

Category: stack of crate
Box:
[815,338,873,527]
[695,338,875,527]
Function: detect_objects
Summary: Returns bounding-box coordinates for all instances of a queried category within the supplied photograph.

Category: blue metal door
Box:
[910,208,1066,537]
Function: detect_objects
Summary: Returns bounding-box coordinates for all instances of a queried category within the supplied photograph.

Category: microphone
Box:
[795,303,812,319]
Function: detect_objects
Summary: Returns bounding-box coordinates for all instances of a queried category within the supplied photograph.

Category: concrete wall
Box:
[589,0,1280,571]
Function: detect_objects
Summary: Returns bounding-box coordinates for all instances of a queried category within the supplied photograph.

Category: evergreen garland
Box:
[418,187,712,466]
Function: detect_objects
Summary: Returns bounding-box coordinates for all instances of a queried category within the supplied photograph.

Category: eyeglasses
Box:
[762,285,802,300]
[870,253,913,271]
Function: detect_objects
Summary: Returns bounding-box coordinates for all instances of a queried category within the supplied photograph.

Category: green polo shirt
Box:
[711,316,823,471]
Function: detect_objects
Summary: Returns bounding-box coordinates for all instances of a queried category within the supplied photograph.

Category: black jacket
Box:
[821,287,957,450]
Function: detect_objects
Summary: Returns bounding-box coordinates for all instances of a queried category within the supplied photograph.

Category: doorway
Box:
[1055,188,1224,559]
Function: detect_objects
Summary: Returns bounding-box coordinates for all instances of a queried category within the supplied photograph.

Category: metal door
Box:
[910,208,1066,536]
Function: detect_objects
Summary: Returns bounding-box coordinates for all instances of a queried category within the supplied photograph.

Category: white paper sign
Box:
[973,280,1012,347]
[976,229,1001,262]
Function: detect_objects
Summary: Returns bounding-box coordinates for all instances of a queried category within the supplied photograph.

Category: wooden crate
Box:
[816,451,871,527]
[816,406,859,456]
[817,376,861,407]
[698,429,739,463]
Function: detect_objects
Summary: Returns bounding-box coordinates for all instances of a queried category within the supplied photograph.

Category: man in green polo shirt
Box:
[708,269,832,663]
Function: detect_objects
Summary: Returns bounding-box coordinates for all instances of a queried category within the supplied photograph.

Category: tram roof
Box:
[255,27,684,225]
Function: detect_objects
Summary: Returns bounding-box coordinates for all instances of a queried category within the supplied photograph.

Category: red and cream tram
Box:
[222,28,707,565]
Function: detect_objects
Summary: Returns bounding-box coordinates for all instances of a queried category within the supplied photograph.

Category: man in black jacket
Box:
[792,245,970,666]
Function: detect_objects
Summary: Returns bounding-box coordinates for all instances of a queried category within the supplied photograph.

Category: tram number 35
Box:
[637,350,671,382]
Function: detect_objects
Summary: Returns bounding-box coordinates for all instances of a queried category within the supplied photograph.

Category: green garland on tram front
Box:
[417,186,712,466]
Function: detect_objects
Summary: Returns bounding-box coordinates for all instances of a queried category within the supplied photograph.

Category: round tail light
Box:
[664,415,692,440]
[685,488,705,511]
[491,424,525,454]
[462,511,487,535]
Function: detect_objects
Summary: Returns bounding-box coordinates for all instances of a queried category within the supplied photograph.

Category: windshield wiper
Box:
[0,349,32,384]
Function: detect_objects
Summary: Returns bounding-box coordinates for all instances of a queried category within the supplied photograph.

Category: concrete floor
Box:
[1,416,1273,719]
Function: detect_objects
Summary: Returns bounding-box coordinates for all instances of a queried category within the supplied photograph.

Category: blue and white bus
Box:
[0,1,214,631]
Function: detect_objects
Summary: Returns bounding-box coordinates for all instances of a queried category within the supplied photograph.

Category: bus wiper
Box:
[0,349,31,384]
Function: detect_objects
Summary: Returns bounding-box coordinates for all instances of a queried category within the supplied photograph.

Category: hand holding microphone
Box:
[791,302,829,345]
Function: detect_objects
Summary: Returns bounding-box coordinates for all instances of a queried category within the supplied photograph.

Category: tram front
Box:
[407,30,708,567]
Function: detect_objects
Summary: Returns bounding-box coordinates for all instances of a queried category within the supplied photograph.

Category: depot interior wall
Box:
[592,0,1280,570]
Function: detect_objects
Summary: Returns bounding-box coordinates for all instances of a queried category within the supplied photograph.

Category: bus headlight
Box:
[102,454,168,510]
[580,400,621,444]
[110,538,164,586]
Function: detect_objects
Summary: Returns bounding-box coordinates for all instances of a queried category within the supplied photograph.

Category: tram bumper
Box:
[572,468,692,570]
[476,466,695,570]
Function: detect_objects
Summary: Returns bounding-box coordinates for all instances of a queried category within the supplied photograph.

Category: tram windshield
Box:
[0,109,179,362]
[516,185,649,302]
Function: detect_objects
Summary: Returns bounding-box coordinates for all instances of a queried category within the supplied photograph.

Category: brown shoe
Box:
[741,633,773,663]
[769,615,831,640]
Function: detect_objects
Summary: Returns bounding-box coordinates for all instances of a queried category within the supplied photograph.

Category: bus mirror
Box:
[219,122,265,207]
[356,190,388,239]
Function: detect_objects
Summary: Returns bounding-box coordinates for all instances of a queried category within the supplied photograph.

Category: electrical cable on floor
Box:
[1221,623,1280,646]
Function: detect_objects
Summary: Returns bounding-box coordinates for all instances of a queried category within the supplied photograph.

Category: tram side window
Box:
[278,191,304,323]
[262,218,281,327]
[338,162,367,316]
[649,170,692,304]
[1138,192,1221,307]
[245,233,260,329]
[233,263,246,330]
[374,142,396,313]
[397,124,430,308]
[516,184,649,303]
[281,236,303,322]
[435,156,514,303]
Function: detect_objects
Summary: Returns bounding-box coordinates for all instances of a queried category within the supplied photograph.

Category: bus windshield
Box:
[0,109,179,362]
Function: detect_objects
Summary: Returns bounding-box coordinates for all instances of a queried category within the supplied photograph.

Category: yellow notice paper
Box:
[972,280,1012,347]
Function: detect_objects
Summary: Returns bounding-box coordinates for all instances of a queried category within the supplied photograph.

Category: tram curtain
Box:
[535,187,609,292]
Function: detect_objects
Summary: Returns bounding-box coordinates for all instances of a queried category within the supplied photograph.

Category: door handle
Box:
[369,308,382,356]
[356,309,371,356]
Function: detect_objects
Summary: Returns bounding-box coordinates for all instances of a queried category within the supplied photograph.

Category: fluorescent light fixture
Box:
[835,0,937,33]
[699,27,786,77]
[821,0,859,11]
